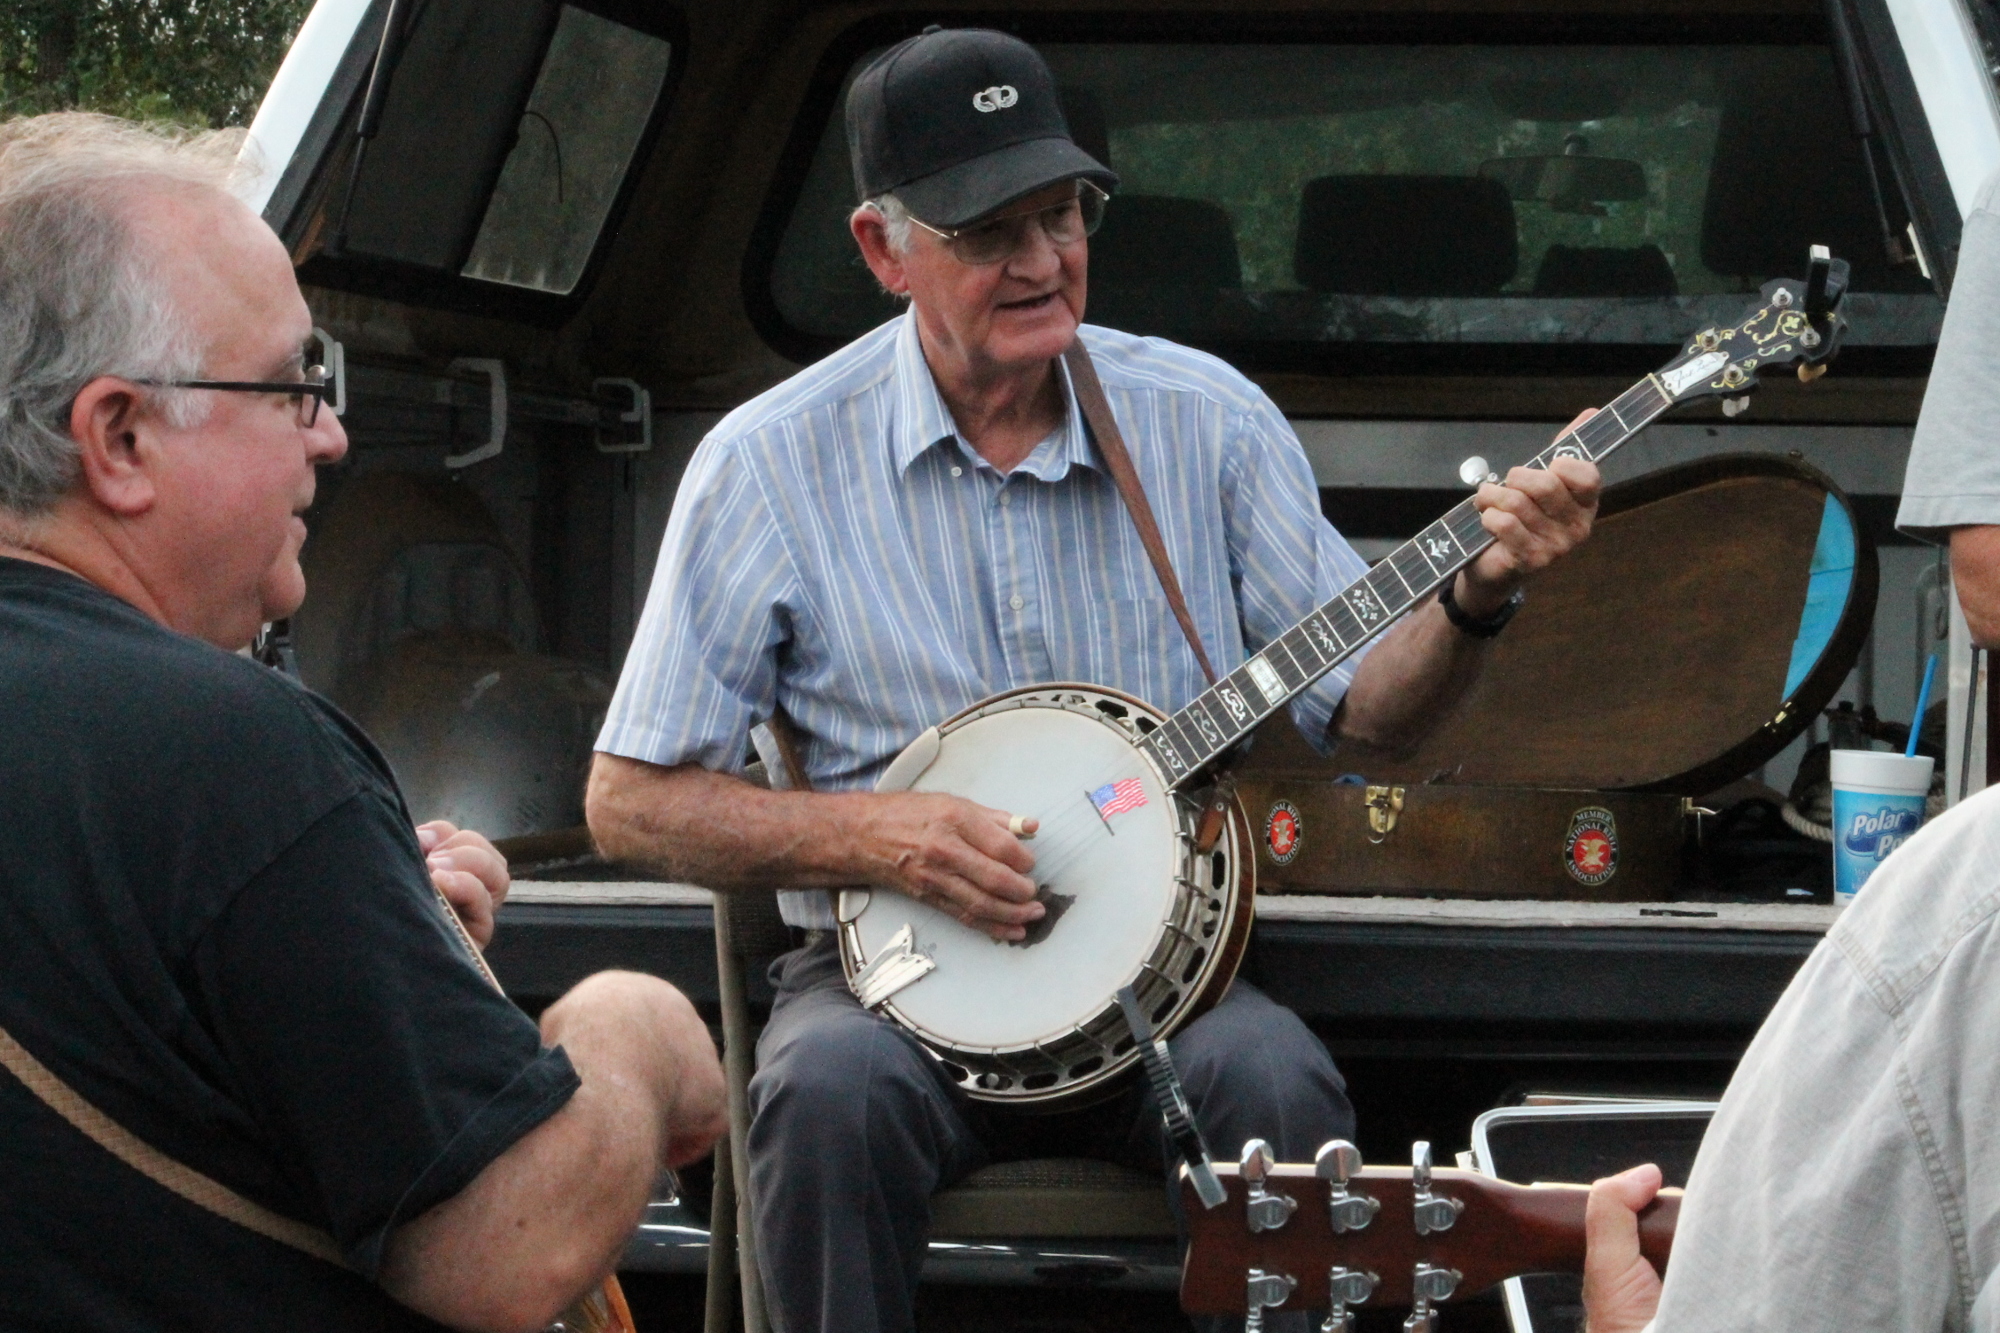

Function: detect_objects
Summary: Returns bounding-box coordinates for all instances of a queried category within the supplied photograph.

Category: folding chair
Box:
[702,884,1177,1333]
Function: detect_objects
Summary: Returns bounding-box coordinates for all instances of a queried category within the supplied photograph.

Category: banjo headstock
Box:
[1652,244,1852,410]
[1180,1140,1680,1329]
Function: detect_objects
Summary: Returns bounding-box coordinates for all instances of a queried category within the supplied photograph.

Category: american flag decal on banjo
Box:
[1089,778,1149,819]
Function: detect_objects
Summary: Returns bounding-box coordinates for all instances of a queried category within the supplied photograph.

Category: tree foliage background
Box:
[2,0,315,127]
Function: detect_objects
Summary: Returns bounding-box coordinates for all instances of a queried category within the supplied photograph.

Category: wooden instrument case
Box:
[1238,453,1876,902]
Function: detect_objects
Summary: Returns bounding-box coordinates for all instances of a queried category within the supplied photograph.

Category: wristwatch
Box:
[1438,574,1524,639]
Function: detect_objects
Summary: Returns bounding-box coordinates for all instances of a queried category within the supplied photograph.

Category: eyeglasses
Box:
[908,181,1109,266]
[135,364,333,428]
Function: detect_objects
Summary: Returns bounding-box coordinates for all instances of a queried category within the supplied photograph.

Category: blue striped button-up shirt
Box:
[597,312,1373,926]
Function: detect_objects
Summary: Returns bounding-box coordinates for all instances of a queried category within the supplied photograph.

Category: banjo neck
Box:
[1139,372,1683,791]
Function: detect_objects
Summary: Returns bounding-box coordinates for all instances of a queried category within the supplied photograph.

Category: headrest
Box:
[1533,244,1678,297]
[1296,176,1517,295]
[1091,195,1242,291]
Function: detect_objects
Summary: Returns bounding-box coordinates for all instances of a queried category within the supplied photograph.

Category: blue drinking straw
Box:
[1909,652,1940,757]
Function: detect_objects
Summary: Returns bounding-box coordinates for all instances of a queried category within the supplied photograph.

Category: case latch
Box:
[1364,785,1405,842]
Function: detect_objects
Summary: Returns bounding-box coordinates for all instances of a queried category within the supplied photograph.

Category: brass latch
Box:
[1365,785,1405,843]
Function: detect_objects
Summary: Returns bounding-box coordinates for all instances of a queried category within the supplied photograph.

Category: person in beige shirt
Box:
[1584,780,2000,1332]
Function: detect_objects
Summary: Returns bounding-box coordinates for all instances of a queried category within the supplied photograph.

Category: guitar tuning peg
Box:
[1410,1140,1464,1236]
[1240,1139,1298,1233]
[1321,1266,1379,1333]
[1721,395,1751,418]
[1457,455,1492,488]
[1315,1139,1380,1233]
[1315,1139,1362,1184]
[1404,1262,1462,1333]
[1244,1269,1297,1333]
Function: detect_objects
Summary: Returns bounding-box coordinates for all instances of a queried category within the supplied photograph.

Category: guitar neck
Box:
[1179,1164,1680,1314]
[1142,373,1677,790]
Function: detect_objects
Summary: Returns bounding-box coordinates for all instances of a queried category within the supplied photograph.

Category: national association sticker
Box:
[1564,806,1619,886]
[1265,800,1303,865]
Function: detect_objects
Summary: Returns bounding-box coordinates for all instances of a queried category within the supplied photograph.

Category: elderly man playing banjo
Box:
[589,27,1598,1333]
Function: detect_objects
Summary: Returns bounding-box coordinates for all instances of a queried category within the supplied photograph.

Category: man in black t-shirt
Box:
[0,114,725,1330]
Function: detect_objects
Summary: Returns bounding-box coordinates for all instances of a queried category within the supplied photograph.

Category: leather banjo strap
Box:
[1064,340,1238,852]
[758,707,814,794]
[1063,339,1219,688]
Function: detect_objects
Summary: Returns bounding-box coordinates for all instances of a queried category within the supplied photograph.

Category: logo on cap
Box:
[972,84,1019,113]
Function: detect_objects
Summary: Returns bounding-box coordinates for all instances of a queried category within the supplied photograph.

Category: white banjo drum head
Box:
[851,698,1178,1052]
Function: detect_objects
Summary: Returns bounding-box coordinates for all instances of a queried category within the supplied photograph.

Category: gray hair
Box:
[860,193,916,255]
[0,113,248,518]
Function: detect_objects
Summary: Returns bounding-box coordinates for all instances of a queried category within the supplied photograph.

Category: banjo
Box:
[838,253,1853,1109]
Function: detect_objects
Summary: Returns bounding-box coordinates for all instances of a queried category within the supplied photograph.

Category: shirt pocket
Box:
[1074,592,1194,705]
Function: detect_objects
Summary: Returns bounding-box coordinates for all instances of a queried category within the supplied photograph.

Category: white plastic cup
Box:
[1829,750,1934,906]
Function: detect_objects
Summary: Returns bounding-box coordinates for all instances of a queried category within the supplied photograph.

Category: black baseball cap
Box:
[846,27,1117,229]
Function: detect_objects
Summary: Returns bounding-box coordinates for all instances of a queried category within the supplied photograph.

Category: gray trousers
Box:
[745,938,1354,1333]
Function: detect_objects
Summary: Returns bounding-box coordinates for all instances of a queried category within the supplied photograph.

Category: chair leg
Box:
[704,1134,738,1333]
[715,900,772,1333]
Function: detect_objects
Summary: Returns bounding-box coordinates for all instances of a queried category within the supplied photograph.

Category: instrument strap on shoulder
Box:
[1063,339,1220,688]
[0,859,504,1273]
[0,1015,635,1330]
[0,1020,349,1267]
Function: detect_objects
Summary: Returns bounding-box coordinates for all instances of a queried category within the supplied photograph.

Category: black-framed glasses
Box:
[908,181,1109,266]
[135,364,333,428]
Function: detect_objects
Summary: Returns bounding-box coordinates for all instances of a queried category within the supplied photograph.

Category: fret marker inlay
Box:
[1245,656,1285,706]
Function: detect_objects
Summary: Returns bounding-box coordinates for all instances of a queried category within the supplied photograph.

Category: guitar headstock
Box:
[1180,1140,1679,1328]
[1652,245,1851,411]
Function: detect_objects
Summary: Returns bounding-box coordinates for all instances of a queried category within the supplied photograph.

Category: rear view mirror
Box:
[1479,155,1648,215]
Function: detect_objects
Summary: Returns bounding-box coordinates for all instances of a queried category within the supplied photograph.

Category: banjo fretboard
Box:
[1141,374,1675,789]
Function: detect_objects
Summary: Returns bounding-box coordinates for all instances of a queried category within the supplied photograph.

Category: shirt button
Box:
[950,466,963,477]
[999,492,1011,508]
[1009,594,1025,610]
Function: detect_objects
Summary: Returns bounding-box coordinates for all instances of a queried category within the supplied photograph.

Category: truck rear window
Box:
[763,36,1940,367]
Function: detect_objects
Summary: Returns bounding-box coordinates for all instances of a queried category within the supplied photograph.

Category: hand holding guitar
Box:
[850,792,1043,942]
[1583,1164,1667,1333]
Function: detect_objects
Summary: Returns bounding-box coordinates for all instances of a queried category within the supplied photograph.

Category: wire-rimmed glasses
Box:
[906,181,1109,266]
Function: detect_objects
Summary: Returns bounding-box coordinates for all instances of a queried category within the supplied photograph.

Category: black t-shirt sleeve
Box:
[191,790,579,1279]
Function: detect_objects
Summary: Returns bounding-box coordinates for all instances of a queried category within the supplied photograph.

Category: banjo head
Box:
[840,685,1247,1106]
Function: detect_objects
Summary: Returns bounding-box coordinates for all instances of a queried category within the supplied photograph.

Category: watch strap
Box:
[1439,575,1523,639]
